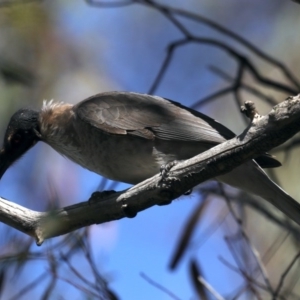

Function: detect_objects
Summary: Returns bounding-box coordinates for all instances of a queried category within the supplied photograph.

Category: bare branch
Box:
[274,251,300,298]
[169,197,209,270]
[1,95,300,244]
[189,260,209,300]
[137,0,300,90]
[220,184,274,294]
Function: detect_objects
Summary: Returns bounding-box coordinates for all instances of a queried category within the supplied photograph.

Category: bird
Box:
[0,91,300,225]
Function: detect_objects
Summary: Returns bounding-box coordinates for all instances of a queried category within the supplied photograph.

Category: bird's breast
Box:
[41,114,208,184]
[42,119,168,184]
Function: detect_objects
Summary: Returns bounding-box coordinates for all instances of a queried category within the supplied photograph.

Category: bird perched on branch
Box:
[1,92,299,224]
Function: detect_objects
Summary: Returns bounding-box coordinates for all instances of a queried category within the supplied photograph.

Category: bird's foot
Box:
[121,202,137,218]
[159,160,178,184]
[157,160,179,206]
[88,190,116,205]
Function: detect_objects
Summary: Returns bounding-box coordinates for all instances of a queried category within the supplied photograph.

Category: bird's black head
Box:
[0,108,41,179]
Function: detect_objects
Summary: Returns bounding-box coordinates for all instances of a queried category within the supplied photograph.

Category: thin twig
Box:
[140,272,182,300]
[274,251,300,298]
[219,184,274,295]
[198,277,225,300]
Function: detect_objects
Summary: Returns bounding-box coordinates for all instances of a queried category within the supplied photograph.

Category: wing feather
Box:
[74,92,232,144]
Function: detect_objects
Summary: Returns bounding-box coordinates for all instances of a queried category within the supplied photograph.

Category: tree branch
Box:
[1,95,300,245]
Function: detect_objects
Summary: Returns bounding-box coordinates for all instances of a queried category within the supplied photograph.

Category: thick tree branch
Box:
[1,95,300,245]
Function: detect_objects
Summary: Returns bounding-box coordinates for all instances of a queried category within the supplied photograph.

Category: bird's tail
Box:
[217,160,300,226]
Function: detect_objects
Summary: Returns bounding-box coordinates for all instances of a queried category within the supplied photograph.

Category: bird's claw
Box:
[159,160,178,185]
[121,203,137,218]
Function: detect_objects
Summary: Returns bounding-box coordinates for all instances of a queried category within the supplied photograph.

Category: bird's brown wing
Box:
[75,92,232,143]
[74,91,280,168]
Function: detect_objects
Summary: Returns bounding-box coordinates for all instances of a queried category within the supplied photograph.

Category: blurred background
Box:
[0,0,300,299]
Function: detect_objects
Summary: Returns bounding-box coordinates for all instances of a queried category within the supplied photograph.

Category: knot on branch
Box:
[240,101,258,121]
[286,94,300,101]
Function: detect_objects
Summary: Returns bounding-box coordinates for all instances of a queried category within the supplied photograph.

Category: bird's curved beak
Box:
[0,149,11,179]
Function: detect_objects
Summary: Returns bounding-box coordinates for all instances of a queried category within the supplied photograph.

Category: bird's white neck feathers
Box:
[41,99,72,114]
[39,100,74,139]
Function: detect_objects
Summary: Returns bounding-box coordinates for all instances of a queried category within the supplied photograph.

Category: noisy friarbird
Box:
[0,92,299,224]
